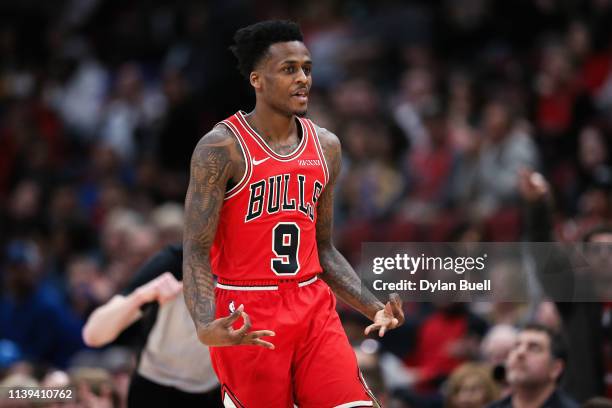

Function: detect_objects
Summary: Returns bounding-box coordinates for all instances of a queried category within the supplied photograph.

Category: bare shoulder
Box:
[191,123,246,182]
[196,123,236,151]
[314,125,341,154]
[314,124,341,180]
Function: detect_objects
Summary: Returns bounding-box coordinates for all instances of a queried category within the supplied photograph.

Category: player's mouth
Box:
[291,89,309,103]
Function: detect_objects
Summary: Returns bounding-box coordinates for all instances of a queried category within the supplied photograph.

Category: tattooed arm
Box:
[316,127,404,336]
[183,125,275,349]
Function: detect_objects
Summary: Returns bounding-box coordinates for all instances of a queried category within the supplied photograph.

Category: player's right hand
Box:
[198,304,276,350]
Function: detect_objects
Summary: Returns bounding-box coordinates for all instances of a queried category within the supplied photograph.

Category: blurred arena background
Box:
[0,0,611,407]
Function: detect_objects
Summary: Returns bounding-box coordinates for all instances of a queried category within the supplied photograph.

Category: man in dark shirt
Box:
[83,244,221,407]
[488,324,578,408]
[519,169,611,400]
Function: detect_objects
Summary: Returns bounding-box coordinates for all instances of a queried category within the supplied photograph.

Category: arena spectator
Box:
[446,363,500,408]
[520,169,612,401]
[0,241,85,368]
[487,323,578,408]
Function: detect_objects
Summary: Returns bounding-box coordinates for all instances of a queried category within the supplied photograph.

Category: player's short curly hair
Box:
[230,20,303,79]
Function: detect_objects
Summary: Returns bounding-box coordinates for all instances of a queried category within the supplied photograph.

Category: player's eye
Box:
[303,66,311,75]
[283,66,295,74]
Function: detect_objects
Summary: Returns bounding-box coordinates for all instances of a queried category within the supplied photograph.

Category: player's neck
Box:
[246,105,296,143]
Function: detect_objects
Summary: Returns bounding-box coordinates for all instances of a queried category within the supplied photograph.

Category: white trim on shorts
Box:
[294,399,373,408]
[215,276,318,291]
[334,401,374,408]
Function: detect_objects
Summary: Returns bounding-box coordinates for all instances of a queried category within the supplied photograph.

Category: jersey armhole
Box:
[218,121,252,200]
[305,119,330,185]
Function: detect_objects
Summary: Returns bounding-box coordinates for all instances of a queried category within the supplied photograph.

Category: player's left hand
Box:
[364,293,404,337]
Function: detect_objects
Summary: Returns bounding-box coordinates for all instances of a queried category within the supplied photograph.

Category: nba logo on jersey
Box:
[229,301,236,314]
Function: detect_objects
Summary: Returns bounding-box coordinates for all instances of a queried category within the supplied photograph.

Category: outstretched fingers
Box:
[364,323,379,336]
[383,303,400,329]
[251,339,275,349]
[364,298,403,337]
[229,306,276,349]
[246,330,276,349]
[365,321,395,338]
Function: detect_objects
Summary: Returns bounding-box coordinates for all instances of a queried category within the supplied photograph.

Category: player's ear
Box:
[250,71,261,90]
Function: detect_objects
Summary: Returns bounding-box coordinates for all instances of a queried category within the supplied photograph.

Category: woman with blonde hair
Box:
[446,363,500,408]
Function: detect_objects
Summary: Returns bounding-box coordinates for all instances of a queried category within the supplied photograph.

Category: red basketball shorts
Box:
[209,276,375,408]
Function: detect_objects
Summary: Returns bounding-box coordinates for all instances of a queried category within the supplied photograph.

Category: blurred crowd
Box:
[1,0,611,407]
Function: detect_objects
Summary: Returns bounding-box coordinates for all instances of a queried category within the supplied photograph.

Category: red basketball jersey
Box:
[210,111,329,281]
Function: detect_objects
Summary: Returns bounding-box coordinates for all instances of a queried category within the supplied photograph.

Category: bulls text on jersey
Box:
[245,174,323,222]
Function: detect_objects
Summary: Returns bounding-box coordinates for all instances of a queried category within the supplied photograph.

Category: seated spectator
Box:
[480,324,517,365]
[0,241,85,368]
[481,324,519,392]
[446,363,500,408]
[487,323,579,408]
[454,100,539,221]
[70,367,119,408]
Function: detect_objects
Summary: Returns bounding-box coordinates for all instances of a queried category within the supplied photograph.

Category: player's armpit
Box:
[183,127,235,337]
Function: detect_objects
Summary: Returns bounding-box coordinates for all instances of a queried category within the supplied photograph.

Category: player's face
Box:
[255,41,312,117]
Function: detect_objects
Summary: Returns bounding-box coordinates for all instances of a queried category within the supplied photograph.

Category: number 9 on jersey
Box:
[271,222,301,275]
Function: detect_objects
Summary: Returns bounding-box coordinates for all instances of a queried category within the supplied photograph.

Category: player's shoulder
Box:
[197,123,236,147]
[191,123,242,163]
[312,124,341,154]
[311,123,341,178]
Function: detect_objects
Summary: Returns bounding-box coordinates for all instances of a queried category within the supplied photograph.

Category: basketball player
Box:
[183,20,404,408]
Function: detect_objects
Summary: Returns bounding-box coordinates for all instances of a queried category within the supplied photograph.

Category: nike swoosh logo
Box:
[252,157,270,166]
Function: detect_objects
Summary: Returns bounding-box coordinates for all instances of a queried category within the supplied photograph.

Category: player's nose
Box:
[295,68,308,84]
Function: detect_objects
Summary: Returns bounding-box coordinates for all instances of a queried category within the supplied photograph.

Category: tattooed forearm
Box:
[319,247,384,321]
[183,128,234,333]
[315,128,384,321]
